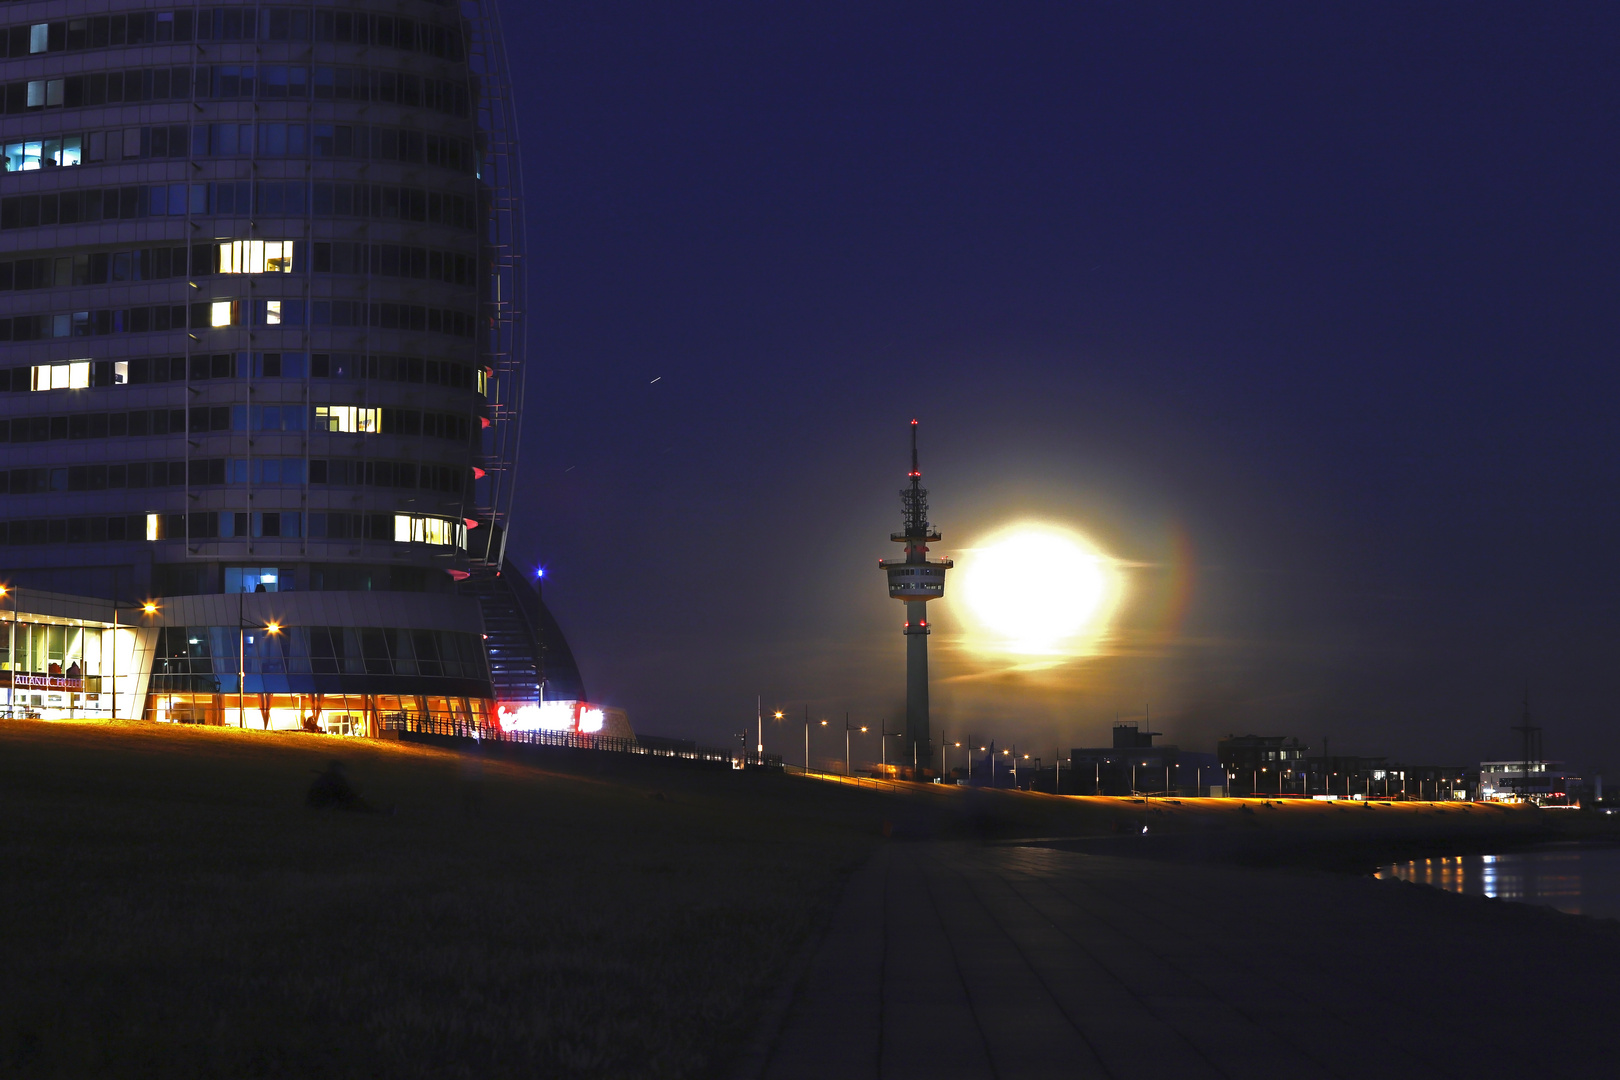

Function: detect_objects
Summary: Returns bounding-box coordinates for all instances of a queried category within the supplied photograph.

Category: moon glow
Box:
[958,524,1122,657]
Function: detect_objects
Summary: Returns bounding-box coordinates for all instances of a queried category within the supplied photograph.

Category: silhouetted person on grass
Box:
[307,761,378,812]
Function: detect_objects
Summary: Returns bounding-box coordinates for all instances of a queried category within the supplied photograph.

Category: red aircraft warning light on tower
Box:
[878,420,952,773]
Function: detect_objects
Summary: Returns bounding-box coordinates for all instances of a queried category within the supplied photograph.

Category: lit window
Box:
[210,301,233,328]
[30,361,90,391]
[54,136,81,168]
[314,405,380,433]
[265,300,282,325]
[29,24,47,54]
[145,514,160,541]
[216,240,295,274]
[393,514,467,548]
[225,567,281,593]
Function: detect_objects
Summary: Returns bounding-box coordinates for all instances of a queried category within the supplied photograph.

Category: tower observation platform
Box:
[878,420,951,771]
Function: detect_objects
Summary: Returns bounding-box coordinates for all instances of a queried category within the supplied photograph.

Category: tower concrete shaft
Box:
[905,599,931,757]
[879,421,951,771]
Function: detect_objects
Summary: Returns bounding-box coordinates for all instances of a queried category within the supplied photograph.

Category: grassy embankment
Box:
[0,719,892,1079]
[3,719,1609,1077]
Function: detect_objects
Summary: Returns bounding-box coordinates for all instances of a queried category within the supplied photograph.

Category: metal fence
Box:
[382,713,784,768]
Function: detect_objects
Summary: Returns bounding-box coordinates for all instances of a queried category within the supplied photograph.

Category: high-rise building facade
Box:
[0,0,558,735]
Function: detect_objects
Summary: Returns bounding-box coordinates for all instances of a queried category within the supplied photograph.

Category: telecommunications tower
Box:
[879,421,953,770]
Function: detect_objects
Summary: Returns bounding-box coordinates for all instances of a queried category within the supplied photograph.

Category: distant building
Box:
[1217,734,1309,796]
[1067,723,1219,795]
[1480,760,1579,805]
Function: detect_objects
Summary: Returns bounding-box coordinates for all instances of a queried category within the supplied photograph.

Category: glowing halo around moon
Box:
[957,523,1124,657]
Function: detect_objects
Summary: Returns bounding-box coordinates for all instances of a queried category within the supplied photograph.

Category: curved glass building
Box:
[0,0,554,736]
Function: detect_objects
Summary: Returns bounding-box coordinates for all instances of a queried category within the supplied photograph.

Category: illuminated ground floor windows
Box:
[145,691,490,736]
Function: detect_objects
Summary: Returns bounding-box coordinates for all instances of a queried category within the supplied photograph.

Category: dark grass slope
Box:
[0,720,886,1080]
[3,720,1609,1078]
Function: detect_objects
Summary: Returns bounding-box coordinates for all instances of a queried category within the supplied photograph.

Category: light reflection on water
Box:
[1377,846,1620,919]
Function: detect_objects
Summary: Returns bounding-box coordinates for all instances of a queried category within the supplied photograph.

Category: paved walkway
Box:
[758,842,1620,1079]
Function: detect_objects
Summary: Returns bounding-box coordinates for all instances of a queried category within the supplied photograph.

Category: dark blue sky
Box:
[501,2,1620,771]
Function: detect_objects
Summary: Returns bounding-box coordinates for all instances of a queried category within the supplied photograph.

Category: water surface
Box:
[1378,845,1620,919]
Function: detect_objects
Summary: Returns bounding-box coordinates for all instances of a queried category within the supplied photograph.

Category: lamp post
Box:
[107,599,159,721]
[845,712,866,775]
[0,584,12,716]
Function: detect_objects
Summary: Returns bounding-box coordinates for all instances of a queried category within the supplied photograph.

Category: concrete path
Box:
[759,842,1620,1079]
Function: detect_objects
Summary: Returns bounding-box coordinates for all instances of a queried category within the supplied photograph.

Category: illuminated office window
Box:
[217,240,295,274]
[314,405,380,433]
[30,361,90,391]
[145,514,160,542]
[7,136,85,171]
[265,300,283,325]
[210,301,233,328]
[394,514,467,548]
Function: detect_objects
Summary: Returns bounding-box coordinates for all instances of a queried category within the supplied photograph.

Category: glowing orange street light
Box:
[142,602,157,615]
[265,622,281,634]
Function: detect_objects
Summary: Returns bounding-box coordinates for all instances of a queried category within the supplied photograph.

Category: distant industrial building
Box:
[1217,734,1309,796]
[1479,760,1578,805]
[1069,723,1219,796]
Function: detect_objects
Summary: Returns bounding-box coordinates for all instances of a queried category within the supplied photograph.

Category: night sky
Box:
[500,3,1620,772]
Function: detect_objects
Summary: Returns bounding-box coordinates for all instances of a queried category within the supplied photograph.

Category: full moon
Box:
[958,524,1121,656]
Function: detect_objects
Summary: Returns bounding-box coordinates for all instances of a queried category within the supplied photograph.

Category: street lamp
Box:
[0,584,13,717]
[0,584,11,716]
[107,598,159,721]
[844,712,865,776]
[880,718,900,768]
[239,598,281,730]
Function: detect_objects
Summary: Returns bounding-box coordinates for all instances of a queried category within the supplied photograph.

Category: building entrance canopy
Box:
[0,587,147,721]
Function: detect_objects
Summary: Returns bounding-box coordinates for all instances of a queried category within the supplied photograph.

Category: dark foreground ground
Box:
[3,720,1616,1079]
[760,842,1620,1079]
[0,720,888,1079]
